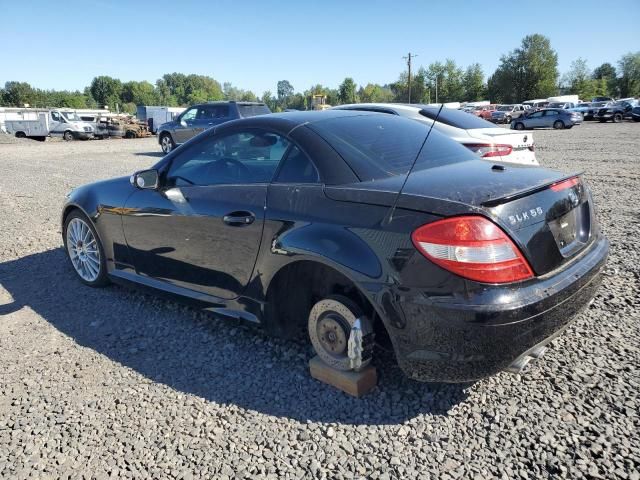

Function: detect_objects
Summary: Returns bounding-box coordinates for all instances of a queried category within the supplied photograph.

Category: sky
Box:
[1,0,639,94]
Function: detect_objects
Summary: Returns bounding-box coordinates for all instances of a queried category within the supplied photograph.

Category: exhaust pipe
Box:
[505,345,548,375]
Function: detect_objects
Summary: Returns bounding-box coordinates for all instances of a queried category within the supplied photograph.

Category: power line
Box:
[403,53,418,103]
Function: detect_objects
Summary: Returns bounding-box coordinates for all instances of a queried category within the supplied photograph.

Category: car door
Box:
[525,110,544,128]
[173,107,198,144]
[543,109,560,127]
[121,128,290,299]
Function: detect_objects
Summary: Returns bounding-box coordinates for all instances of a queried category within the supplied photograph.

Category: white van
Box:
[4,109,95,140]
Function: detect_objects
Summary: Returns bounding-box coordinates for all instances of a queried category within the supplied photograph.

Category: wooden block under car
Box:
[309,355,377,397]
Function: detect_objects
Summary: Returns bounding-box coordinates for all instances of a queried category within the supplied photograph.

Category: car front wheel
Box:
[63,131,74,141]
[160,133,175,154]
[64,210,109,287]
[514,122,525,130]
[613,113,623,123]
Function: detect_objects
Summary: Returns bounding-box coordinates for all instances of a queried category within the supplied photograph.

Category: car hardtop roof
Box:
[191,100,268,106]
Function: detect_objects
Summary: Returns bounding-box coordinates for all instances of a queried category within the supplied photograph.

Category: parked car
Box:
[157,101,271,153]
[472,104,498,120]
[591,96,614,102]
[490,104,528,124]
[631,105,640,122]
[547,102,578,110]
[572,102,610,120]
[61,110,608,382]
[512,108,583,130]
[332,103,537,165]
[595,99,639,123]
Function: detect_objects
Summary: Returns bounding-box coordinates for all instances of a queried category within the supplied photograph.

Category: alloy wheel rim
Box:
[162,136,172,152]
[66,218,100,282]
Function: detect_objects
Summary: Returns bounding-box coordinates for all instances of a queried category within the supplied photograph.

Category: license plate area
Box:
[548,202,591,257]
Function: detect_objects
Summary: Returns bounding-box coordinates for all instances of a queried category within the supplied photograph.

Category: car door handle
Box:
[223,212,255,226]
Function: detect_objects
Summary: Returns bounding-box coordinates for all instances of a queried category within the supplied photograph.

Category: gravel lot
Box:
[1,123,638,479]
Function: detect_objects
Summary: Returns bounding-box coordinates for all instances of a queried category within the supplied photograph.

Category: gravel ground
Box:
[0,124,638,479]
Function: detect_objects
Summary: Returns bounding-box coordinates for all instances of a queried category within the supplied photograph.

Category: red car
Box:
[473,104,498,120]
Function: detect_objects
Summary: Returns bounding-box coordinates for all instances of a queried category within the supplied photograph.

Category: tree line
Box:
[1,35,639,113]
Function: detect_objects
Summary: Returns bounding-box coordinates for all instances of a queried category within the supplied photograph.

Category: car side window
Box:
[181,108,197,123]
[167,130,289,186]
[530,111,543,118]
[545,110,559,117]
[51,111,61,122]
[275,146,319,183]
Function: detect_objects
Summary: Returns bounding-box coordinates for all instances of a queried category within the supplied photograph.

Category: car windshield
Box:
[62,112,81,121]
[547,103,564,108]
[237,104,271,117]
[308,114,475,181]
[418,107,496,129]
[497,106,513,111]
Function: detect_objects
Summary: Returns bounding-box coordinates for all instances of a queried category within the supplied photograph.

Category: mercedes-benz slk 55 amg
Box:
[61,111,608,382]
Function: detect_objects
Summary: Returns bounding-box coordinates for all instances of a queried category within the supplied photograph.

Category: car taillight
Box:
[411,216,534,283]
[465,143,513,158]
[550,176,579,192]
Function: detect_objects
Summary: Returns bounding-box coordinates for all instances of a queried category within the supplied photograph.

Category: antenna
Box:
[383,104,445,226]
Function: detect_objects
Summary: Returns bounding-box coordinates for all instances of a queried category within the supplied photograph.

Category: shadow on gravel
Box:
[0,249,470,425]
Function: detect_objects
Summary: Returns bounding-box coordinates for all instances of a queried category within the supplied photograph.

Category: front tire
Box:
[160,133,175,154]
[553,120,565,130]
[64,210,109,287]
[505,115,512,124]
[613,113,623,123]
[63,130,74,141]
[514,122,525,130]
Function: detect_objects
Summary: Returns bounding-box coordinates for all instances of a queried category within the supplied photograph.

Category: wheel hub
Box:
[317,314,349,356]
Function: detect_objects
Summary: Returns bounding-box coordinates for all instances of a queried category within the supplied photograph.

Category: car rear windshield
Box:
[238,104,271,117]
[418,107,496,129]
[309,114,474,181]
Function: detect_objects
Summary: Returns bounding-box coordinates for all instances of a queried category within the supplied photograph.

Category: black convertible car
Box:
[62,111,608,382]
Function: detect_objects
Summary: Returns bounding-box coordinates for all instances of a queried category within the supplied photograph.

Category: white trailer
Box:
[137,106,185,133]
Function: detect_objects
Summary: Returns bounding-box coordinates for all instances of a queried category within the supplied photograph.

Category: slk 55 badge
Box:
[509,207,544,225]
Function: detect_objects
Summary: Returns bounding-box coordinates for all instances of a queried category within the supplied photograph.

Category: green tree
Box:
[121,81,157,106]
[424,60,464,103]
[261,91,278,111]
[488,34,558,103]
[277,80,294,108]
[617,51,640,97]
[562,58,597,100]
[463,63,486,101]
[391,67,428,103]
[592,62,617,97]
[337,77,358,104]
[2,81,36,106]
[359,83,394,103]
[89,76,123,110]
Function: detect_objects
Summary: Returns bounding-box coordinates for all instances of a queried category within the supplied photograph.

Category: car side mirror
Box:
[180,119,187,127]
[130,169,159,190]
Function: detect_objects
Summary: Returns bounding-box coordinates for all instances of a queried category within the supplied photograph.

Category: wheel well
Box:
[264,260,390,346]
[61,205,81,230]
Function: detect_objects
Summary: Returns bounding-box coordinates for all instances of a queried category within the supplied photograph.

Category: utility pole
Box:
[403,53,417,103]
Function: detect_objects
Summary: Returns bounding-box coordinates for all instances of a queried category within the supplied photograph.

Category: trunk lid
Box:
[325,160,595,276]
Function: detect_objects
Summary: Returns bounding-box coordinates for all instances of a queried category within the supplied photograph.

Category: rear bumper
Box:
[386,236,608,383]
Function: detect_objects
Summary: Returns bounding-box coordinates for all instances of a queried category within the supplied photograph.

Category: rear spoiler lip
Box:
[481,171,583,208]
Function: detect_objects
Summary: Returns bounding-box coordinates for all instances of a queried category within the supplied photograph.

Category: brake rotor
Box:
[308,297,374,371]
